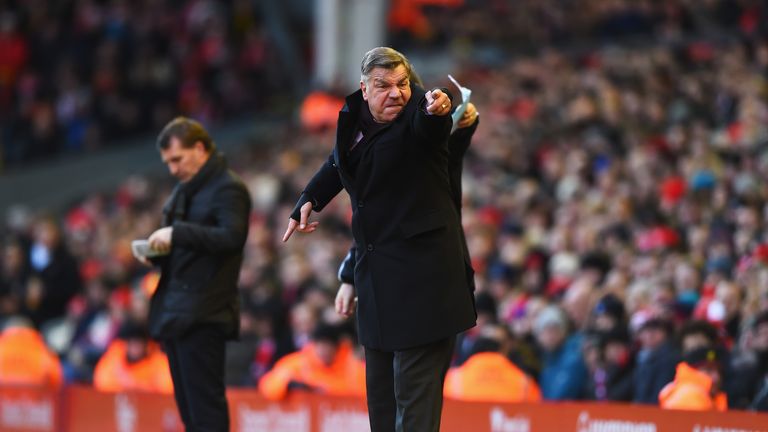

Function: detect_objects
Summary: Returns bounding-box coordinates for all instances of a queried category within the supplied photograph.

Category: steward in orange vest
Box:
[93,321,173,394]
[258,323,365,401]
[0,317,63,387]
[659,347,727,411]
[444,337,541,403]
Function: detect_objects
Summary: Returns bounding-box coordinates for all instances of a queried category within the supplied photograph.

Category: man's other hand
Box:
[335,283,357,318]
[457,103,479,129]
[282,201,319,242]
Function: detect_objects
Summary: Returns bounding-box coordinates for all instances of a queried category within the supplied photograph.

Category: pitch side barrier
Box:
[1,385,767,432]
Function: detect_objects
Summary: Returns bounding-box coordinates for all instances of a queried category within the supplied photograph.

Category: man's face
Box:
[536,325,566,352]
[160,137,208,183]
[314,340,339,367]
[361,64,412,123]
[125,338,148,363]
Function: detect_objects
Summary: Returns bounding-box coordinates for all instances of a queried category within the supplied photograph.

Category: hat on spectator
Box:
[593,293,625,322]
[534,305,568,334]
[684,346,724,371]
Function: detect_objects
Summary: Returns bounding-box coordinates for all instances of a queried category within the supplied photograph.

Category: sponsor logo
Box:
[115,394,137,432]
[693,427,764,432]
[577,411,656,432]
[237,404,310,432]
[0,396,54,430]
[489,407,531,432]
[318,405,370,432]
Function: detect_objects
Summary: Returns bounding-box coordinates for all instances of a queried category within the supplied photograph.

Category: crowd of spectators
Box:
[4,0,768,412]
[0,0,301,169]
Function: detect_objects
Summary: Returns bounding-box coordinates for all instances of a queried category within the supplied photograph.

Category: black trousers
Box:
[163,325,229,432]
[364,337,456,432]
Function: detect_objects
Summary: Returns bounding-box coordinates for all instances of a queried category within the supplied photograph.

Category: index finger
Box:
[282,218,298,242]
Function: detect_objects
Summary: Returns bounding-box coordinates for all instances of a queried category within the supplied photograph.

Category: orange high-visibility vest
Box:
[0,327,63,388]
[258,340,365,401]
[444,352,542,403]
[93,339,173,394]
[659,362,727,411]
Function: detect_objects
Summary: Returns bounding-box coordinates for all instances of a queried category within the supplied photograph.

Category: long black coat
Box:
[338,117,479,284]
[148,152,251,340]
[297,85,476,350]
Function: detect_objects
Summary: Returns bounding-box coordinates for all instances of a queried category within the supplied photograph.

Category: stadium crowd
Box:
[0,0,300,168]
[4,0,768,412]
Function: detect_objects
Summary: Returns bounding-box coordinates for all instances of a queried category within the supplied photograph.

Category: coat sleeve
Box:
[172,182,251,254]
[290,153,344,220]
[337,246,356,284]
[411,88,453,149]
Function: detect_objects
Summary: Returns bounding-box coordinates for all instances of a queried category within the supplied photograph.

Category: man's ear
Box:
[194,141,207,155]
[360,80,368,101]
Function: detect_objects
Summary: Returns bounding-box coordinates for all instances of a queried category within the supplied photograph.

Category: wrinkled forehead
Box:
[367,64,410,84]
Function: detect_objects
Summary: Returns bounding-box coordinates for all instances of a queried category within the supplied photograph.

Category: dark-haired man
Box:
[144,116,251,432]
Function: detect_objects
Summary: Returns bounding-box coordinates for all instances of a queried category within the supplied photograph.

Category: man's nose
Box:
[388,87,401,98]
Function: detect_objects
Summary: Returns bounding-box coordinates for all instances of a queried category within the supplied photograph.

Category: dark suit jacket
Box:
[148,152,251,340]
[337,117,479,284]
[294,85,476,350]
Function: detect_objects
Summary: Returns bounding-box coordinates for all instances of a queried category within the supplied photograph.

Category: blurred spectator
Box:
[454,291,497,366]
[741,311,768,410]
[588,293,626,333]
[92,320,173,394]
[583,327,634,401]
[23,215,82,327]
[659,347,728,411]
[444,325,541,403]
[678,320,719,355]
[258,323,365,401]
[0,237,28,317]
[633,318,679,404]
[0,316,62,387]
[533,305,587,400]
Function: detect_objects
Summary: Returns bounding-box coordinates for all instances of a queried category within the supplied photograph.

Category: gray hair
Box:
[533,305,568,335]
[360,47,413,83]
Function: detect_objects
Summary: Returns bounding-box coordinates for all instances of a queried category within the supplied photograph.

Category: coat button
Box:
[367,244,374,252]
[358,201,364,208]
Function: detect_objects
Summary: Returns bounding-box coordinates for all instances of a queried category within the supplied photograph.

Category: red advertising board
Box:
[2,384,768,431]
[0,386,59,432]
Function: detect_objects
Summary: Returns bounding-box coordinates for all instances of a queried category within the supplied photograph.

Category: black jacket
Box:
[337,117,479,284]
[293,85,476,350]
[148,152,251,340]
